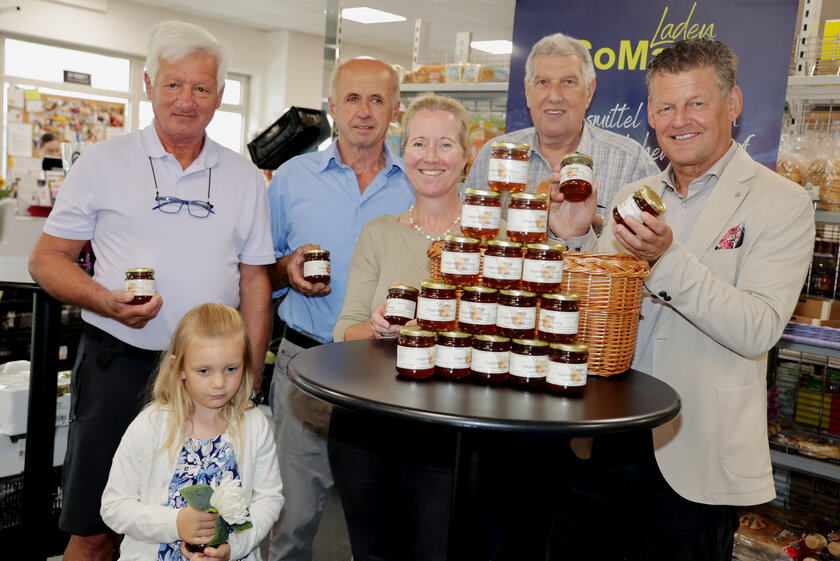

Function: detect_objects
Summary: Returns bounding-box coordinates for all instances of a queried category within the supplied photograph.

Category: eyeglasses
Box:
[149,157,214,218]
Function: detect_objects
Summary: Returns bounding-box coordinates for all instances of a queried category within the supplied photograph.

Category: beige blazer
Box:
[595,145,814,505]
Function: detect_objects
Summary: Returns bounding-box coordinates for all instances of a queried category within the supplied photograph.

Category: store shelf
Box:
[401,82,509,93]
[816,209,840,225]
[771,449,840,482]
[776,338,840,359]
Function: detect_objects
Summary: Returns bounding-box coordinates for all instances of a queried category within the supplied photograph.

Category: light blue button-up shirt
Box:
[268,139,415,343]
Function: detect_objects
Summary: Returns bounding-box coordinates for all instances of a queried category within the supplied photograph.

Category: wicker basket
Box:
[559,252,650,376]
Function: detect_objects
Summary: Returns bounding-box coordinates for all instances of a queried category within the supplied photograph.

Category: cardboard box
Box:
[0,362,71,436]
[0,425,68,478]
[793,296,840,320]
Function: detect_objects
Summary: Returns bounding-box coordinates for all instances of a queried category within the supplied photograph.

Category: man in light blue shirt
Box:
[266,57,414,561]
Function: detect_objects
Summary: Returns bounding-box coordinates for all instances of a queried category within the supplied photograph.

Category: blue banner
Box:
[507,0,798,169]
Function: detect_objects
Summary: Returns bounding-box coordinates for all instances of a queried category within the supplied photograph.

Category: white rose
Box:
[210,473,249,525]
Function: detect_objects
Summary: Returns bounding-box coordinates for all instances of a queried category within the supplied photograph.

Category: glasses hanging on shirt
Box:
[149,157,215,218]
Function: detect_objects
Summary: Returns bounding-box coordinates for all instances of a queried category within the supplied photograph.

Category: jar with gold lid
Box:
[537,293,580,344]
[461,188,502,239]
[458,285,499,335]
[470,335,511,385]
[521,243,564,293]
[546,342,588,395]
[383,284,419,325]
[482,240,523,290]
[303,249,331,284]
[440,235,481,286]
[396,326,437,379]
[435,331,473,380]
[507,193,549,243]
[508,338,549,389]
[487,142,530,192]
[496,289,537,339]
[417,280,457,331]
[125,268,155,305]
[559,153,594,202]
[612,185,666,233]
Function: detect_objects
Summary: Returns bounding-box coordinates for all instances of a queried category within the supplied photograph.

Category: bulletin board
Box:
[17,90,125,157]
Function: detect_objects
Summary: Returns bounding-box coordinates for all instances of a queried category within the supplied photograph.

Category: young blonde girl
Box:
[101,303,284,561]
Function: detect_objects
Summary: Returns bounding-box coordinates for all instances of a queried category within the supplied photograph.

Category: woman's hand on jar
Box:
[547,172,599,240]
[370,303,402,339]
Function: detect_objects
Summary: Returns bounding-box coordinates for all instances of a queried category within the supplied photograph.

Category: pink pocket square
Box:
[715,222,745,250]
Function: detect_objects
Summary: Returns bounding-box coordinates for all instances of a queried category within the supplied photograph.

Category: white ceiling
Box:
[126,0,516,61]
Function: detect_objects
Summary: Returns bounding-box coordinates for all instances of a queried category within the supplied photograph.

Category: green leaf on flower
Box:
[180,484,213,511]
[232,521,253,532]
[208,514,230,547]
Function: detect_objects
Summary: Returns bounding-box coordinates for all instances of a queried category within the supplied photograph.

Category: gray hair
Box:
[329,57,400,108]
[646,38,738,98]
[525,33,596,90]
[145,21,228,93]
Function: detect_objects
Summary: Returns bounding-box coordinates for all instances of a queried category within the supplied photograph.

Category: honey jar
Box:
[546,343,588,395]
[470,334,511,385]
[417,280,457,331]
[559,153,594,202]
[482,240,523,290]
[435,331,473,380]
[125,268,155,305]
[440,235,481,286]
[303,249,331,284]
[612,185,666,234]
[496,289,537,339]
[487,142,530,192]
[521,243,564,293]
[537,293,580,344]
[461,188,502,239]
[383,284,419,325]
[396,326,436,379]
[508,338,549,389]
[458,285,499,335]
[507,193,549,243]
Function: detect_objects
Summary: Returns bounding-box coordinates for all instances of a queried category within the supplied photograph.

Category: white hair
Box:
[525,33,596,90]
[145,20,228,93]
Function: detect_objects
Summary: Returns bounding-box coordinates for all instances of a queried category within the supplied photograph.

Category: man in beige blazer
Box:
[547,39,815,559]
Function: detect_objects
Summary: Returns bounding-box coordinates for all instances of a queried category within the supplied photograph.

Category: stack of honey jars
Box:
[394,144,590,395]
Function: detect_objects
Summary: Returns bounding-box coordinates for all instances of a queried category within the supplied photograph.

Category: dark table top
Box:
[288,339,681,435]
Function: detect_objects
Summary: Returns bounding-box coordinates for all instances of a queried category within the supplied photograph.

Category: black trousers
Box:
[58,325,161,535]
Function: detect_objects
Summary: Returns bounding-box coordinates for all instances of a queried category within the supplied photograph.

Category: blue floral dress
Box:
[158,435,242,561]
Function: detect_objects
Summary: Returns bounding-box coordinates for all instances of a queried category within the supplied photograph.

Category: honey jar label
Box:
[396,346,435,369]
[559,163,593,184]
[441,251,481,275]
[496,304,537,329]
[435,345,471,369]
[615,197,643,223]
[482,255,523,280]
[507,209,548,234]
[547,361,588,387]
[488,159,529,184]
[461,204,501,229]
[417,297,457,322]
[509,353,548,379]
[125,279,155,297]
[303,260,330,278]
[471,349,509,374]
[539,310,579,334]
[522,259,563,284]
[458,301,497,325]
[385,298,416,320]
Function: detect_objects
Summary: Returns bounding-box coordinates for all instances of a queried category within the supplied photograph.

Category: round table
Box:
[287,339,681,560]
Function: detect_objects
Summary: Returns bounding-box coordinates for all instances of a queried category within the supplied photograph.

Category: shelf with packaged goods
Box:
[400,82,509,93]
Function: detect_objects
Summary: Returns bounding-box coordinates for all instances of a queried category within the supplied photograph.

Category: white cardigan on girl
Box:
[101,404,284,560]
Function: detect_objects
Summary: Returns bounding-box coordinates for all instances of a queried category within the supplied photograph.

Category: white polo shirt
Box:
[44,124,275,350]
